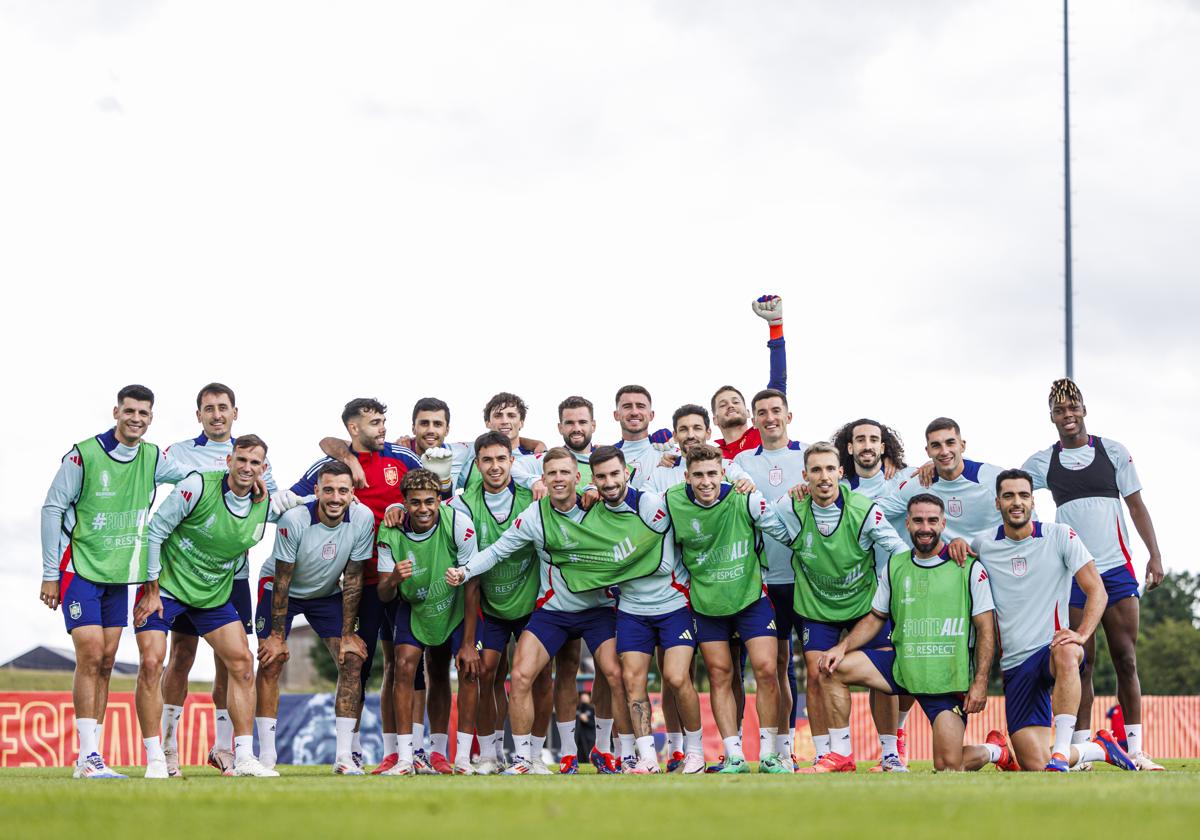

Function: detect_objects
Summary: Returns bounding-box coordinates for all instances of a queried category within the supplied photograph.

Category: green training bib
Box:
[888,551,974,694]
[379,511,464,647]
[790,489,877,622]
[666,484,764,617]
[540,497,664,593]
[70,436,160,585]
[461,479,539,620]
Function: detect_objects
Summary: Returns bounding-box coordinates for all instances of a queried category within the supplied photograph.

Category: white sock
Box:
[514,733,533,761]
[666,732,683,754]
[431,732,448,756]
[618,733,636,757]
[557,721,577,755]
[96,722,105,757]
[1073,740,1105,766]
[897,708,910,730]
[255,717,277,764]
[335,717,356,761]
[812,734,831,758]
[1052,714,1076,758]
[775,733,791,757]
[215,709,233,750]
[532,734,547,757]
[636,735,657,762]
[233,735,254,763]
[759,727,777,758]
[723,735,744,760]
[880,734,899,757]
[352,728,363,753]
[478,731,496,761]
[413,722,426,749]
[77,717,98,758]
[1126,724,1143,756]
[162,704,184,750]
[1072,729,1092,745]
[829,726,852,757]
[789,726,796,741]
[398,733,414,763]
[493,729,504,750]
[984,743,1003,763]
[143,735,165,761]
[382,732,398,757]
[595,718,613,754]
[685,727,703,757]
[455,732,474,767]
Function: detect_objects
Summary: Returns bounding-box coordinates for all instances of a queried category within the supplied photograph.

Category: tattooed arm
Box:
[257,560,293,668]
[339,560,367,663]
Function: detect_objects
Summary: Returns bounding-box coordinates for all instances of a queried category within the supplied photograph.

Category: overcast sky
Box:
[1,1,1196,676]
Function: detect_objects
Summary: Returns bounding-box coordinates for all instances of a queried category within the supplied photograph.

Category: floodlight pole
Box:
[1063,0,1074,379]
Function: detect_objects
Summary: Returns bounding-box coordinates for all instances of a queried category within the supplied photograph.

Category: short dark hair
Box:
[474,431,513,456]
[541,446,576,469]
[316,460,354,482]
[996,468,1034,495]
[233,433,268,457]
[412,397,450,425]
[907,493,945,513]
[196,382,235,410]
[117,384,155,406]
[710,385,745,412]
[401,468,442,496]
[685,443,723,466]
[925,417,961,439]
[751,388,788,413]
[557,396,594,421]
[672,404,710,431]
[342,398,387,427]
[484,392,527,423]
[614,385,652,406]
[590,444,626,471]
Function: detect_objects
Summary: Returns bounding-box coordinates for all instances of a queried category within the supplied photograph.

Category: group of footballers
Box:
[40,295,1168,778]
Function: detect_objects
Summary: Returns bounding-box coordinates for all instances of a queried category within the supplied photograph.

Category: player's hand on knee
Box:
[1051,628,1085,649]
[258,635,288,666]
[39,580,60,610]
[457,645,481,680]
[732,478,756,495]
[133,591,163,626]
[383,503,405,528]
[339,633,367,666]
[819,645,846,675]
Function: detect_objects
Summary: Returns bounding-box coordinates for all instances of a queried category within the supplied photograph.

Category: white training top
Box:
[732,440,809,585]
[260,501,375,599]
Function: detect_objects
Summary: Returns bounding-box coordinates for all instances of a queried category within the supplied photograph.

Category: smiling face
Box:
[713,389,748,430]
[752,395,791,449]
[412,408,449,454]
[487,405,524,444]
[404,488,441,533]
[113,397,153,446]
[316,472,355,522]
[226,444,267,494]
[803,450,843,506]
[925,427,965,478]
[906,501,945,556]
[196,391,237,443]
[558,406,596,453]
[348,410,387,453]
[476,443,513,493]
[684,457,724,505]
[1051,398,1087,442]
[614,392,653,438]
[848,423,884,474]
[592,456,629,505]
[996,477,1035,529]
[673,413,710,452]
[542,454,580,505]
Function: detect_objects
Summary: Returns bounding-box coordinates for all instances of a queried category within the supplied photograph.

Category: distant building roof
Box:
[2,646,139,675]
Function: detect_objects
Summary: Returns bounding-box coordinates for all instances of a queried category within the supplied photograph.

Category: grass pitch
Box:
[2,762,1198,839]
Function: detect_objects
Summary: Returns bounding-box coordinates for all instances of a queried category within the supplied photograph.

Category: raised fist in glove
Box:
[421,446,454,490]
[751,294,783,326]
[270,489,303,517]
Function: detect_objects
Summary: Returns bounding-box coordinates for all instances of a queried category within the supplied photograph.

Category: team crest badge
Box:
[769,468,783,487]
[322,542,337,561]
[1012,556,1027,577]
[802,627,810,646]
[256,616,266,632]
[383,465,400,486]
[69,601,82,620]
[947,498,963,518]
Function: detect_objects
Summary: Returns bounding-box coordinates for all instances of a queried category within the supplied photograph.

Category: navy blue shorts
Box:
[391,599,466,652]
[862,648,967,723]
[1070,563,1140,609]
[254,590,343,639]
[524,607,616,659]
[356,585,387,689]
[176,578,253,636]
[800,614,892,653]
[136,594,242,637]
[60,574,127,633]
[616,607,697,655]
[694,596,777,645]
[479,611,531,653]
[1002,644,1084,734]
[766,583,796,640]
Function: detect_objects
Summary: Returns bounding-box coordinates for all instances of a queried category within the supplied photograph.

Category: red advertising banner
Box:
[3,691,1197,767]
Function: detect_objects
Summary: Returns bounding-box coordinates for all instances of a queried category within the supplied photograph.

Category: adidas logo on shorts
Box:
[678,629,692,641]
